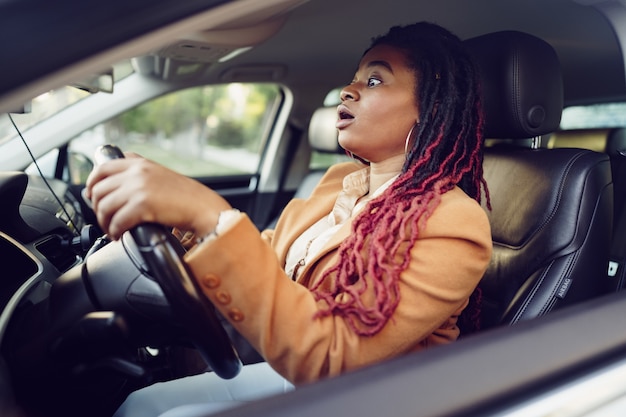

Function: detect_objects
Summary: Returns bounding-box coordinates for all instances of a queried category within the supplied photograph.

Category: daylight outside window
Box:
[560,102,626,129]
[0,61,135,147]
[66,83,282,183]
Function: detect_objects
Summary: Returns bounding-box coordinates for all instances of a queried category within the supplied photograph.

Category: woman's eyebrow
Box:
[366,60,394,73]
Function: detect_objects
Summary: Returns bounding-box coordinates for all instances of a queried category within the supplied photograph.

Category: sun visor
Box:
[138,0,309,81]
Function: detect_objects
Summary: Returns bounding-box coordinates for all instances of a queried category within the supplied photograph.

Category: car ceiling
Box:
[225,0,625,108]
[0,0,624,117]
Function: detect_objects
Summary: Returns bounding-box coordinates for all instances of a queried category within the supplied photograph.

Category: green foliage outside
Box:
[97,83,281,176]
[117,83,279,152]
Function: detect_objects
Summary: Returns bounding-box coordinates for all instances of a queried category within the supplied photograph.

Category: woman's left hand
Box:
[85,153,231,241]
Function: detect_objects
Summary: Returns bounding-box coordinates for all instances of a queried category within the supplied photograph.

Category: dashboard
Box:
[0,168,237,417]
[0,172,84,341]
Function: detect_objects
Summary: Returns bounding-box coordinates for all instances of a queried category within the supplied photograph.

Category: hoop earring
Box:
[405,122,419,154]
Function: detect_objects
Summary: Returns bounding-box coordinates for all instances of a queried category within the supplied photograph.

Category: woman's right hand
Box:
[85,153,232,241]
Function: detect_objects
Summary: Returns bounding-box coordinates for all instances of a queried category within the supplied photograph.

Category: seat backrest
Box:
[606,128,626,216]
[606,127,626,290]
[287,31,615,333]
[465,31,616,330]
[265,106,345,229]
[296,106,345,199]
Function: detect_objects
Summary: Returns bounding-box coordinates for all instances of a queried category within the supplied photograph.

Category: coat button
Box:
[200,273,220,290]
[215,291,232,305]
[228,308,244,322]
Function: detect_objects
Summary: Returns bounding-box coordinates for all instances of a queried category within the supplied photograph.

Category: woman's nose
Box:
[340,85,358,102]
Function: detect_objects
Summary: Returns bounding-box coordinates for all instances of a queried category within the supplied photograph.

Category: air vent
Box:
[35,235,79,273]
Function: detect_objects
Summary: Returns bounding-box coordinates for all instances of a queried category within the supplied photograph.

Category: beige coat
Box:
[185,161,492,385]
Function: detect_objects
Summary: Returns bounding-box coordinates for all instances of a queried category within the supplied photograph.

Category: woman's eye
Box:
[367,77,382,87]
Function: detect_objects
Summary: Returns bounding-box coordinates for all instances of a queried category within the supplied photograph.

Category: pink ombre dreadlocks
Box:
[311,22,490,336]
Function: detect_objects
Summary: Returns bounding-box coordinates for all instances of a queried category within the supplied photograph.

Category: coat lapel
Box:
[270,162,363,274]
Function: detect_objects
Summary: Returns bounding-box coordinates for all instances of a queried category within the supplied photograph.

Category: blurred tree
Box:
[109,83,279,152]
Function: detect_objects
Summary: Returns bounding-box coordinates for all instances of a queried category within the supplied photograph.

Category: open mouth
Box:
[339,110,354,120]
[336,105,355,129]
[336,106,355,129]
[337,105,354,121]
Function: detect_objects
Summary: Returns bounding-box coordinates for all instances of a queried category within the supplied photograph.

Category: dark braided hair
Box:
[310,22,490,336]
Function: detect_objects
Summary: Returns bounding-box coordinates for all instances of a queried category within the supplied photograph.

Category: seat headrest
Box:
[464,31,564,139]
[309,31,562,147]
[307,106,343,153]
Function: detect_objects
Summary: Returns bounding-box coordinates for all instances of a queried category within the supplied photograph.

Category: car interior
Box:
[467,30,616,329]
[1,0,626,416]
[284,29,618,333]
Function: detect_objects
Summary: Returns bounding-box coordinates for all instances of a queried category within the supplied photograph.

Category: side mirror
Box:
[68,151,95,184]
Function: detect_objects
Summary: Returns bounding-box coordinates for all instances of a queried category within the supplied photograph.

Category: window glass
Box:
[561,102,626,129]
[67,83,282,182]
[0,88,90,146]
[309,151,350,170]
[0,60,134,146]
[547,102,626,152]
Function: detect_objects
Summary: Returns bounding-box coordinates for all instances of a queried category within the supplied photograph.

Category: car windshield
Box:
[0,60,134,146]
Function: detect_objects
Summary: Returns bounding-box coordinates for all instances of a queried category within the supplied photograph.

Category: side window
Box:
[67,83,282,183]
[560,103,626,130]
[309,151,351,170]
[547,102,626,152]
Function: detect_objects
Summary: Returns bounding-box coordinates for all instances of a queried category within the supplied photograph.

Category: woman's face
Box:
[337,44,420,163]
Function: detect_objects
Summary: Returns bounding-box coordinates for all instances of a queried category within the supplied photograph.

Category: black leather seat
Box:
[606,128,626,219]
[606,128,626,290]
[465,31,616,331]
[286,31,616,334]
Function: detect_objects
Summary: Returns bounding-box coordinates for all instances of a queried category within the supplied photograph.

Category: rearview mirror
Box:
[71,68,114,94]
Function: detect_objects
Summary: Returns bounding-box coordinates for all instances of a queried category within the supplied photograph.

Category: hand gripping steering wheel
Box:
[95,145,242,379]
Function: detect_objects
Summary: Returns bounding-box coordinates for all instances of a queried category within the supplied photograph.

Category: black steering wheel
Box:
[95,145,242,379]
